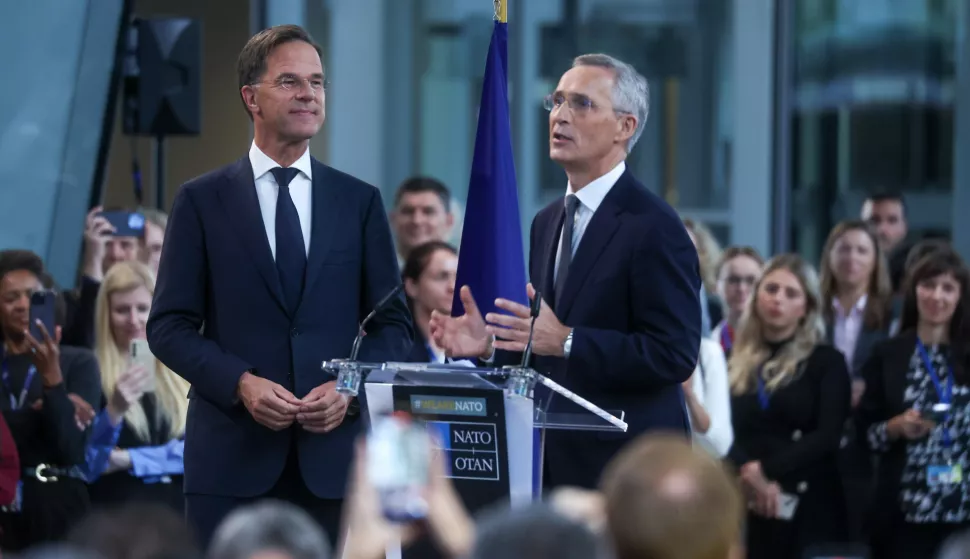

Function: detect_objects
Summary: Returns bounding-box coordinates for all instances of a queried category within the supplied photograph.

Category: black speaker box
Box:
[122,17,201,136]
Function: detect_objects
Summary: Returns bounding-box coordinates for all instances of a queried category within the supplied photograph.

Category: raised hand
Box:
[429,286,490,359]
[106,364,154,424]
[486,283,570,357]
[24,321,63,388]
[237,372,301,431]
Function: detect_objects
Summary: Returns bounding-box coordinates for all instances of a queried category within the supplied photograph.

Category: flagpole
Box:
[494,0,507,23]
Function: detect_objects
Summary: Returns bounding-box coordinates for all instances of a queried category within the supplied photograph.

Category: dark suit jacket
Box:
[825,322,888,379]
[146,156,412,499]
[855,333,921,536]
[514,170,701,489]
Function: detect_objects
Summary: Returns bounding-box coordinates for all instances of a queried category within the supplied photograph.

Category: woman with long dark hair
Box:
[401,241,458,363]
[857,247,970,558]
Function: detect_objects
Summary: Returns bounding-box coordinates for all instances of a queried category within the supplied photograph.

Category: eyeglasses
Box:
[543,92,630,115]
[251,75,327,94]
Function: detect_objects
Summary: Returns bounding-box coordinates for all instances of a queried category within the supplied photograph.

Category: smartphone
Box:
[367,413,430,522]
[776,492,799,521]
[129,339,156,392]
[923,403,951,423]
[98,210,146,238]
[29,291,57,342]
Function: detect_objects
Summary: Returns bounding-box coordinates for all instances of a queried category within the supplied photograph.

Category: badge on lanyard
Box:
[721,325,734,353]
[916,339,962,486]
[756,368,770,411]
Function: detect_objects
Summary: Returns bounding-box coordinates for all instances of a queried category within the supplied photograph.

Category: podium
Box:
[322,359,627,558]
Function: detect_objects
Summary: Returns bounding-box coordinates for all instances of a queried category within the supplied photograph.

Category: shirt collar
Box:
[249,141,313,182]
[833,293,868,316]
[565,161,625,213]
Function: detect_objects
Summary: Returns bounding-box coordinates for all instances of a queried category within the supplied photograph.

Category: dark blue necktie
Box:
[270,167,306,314]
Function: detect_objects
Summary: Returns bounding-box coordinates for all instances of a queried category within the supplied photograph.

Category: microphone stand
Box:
[350,284,404,361]
[520,291,542,368]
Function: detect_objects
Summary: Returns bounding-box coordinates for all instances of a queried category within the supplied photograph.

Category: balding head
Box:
[600,434,743,559]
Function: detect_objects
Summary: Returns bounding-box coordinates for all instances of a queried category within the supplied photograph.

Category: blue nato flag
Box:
[450,19,528,325]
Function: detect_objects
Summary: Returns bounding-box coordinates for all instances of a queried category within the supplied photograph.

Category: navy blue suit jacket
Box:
[146,156,413,499]
[523,170,701,489]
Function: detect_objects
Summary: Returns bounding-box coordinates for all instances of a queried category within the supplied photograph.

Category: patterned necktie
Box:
[270,167,306,314]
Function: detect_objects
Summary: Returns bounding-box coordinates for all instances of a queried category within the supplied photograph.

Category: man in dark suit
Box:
[429,53,701,490]
[146,25,412,545]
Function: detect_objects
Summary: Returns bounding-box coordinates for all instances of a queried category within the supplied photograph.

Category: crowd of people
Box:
[2,21,970,559]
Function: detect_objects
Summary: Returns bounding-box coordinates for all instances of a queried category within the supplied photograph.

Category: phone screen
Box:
[129,339,156,392]
[29,291,56,342]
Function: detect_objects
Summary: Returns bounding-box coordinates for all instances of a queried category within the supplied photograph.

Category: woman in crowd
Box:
[857,248,970,558]
[726,254,850,558]
[817,220,893,543]
[0,250,102,549]
[712,246,764,357]
[402,241,458,363]
[83,261,189,513]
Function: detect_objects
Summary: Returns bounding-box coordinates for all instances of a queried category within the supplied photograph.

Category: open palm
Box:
[429,286,488,358]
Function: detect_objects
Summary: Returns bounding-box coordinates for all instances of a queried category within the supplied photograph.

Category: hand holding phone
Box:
[98,210,146,238]
[129,339,156,392]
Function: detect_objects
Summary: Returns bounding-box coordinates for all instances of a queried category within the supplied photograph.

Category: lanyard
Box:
[916,339,955,448]
[756,365,770,410]
[1,357,37,410]
[720,324,734,353]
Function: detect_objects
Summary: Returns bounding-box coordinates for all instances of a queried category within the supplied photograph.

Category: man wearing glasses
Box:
[147,25,411,545]
[430,54,702,490]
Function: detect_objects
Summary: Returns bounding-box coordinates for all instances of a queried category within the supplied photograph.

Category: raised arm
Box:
[146,186,252,409]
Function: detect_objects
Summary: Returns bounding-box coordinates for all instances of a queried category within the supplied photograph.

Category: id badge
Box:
[927,464,964,486]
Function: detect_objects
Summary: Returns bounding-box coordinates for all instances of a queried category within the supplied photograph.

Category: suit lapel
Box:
[540,208,564,304]
[301,159,343,303]
[851,327,884,374]
[555,178,625,320]
[218,158,288,314]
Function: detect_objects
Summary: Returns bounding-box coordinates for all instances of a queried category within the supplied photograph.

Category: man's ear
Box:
[240,86,259,115]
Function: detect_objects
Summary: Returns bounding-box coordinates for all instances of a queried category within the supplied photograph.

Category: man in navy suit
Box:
[146,25,412,545]
[430,53,701,490]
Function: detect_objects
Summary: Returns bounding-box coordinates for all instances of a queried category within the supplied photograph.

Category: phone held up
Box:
[367,412,432,522]
[28,290,56,343]
[129,339,156,392]
[98,210,146,238]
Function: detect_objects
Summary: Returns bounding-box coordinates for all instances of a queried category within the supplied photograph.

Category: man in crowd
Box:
[390,176,454,266]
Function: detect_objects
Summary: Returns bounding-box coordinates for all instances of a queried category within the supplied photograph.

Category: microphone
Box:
[519,291,543,367]
[350,284,405,360]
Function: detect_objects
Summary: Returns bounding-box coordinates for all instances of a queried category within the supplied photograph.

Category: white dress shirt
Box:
[554,161,626,280]
[832,294,868,370]
[249,142,313,259]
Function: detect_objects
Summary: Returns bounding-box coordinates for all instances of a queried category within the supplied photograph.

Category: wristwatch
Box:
[562,329,574,359]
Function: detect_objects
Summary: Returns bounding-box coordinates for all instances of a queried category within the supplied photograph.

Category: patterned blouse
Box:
[867,343,970,523]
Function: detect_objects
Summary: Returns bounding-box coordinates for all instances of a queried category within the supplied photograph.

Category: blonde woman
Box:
[725,254,851,559]
[83,261,190,513]
[684,218,725,332]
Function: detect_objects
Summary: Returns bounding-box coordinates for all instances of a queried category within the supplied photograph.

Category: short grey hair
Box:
[469,502,609,559]
[208,500,330,559]
[572,53,650,152]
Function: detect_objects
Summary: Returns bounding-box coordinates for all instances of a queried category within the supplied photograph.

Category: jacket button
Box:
[791,430,802,441]
[797,481,808,493]
[291,328,300,338]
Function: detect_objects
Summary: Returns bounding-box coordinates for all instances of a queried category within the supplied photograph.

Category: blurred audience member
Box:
[727,254,850,558]
[469,502,607,559]
[390,177,454,266]
[600,433,744,559]
[888,238,954,335]
[684,218,725,334]
[83,261,189,513]
[938,528,970,559]
[818,220,893,545]
[0,411,19,508]
[685,335,733,457]
[209,500,329,559]
[64,207,167,349]
[857,248,970,559]
[861,193,908,256]
[139,208,168,275]
[713,246,764,357]
[67,502,199,559]
[402,241,457,363]
[0,250,102,550]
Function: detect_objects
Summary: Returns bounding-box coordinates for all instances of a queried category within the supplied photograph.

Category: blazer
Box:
[855,333,925,534]
[511,169,701,489]
[146,156,412,499]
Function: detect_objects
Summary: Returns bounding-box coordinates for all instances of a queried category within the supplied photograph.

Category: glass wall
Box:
[788,0,961,260]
